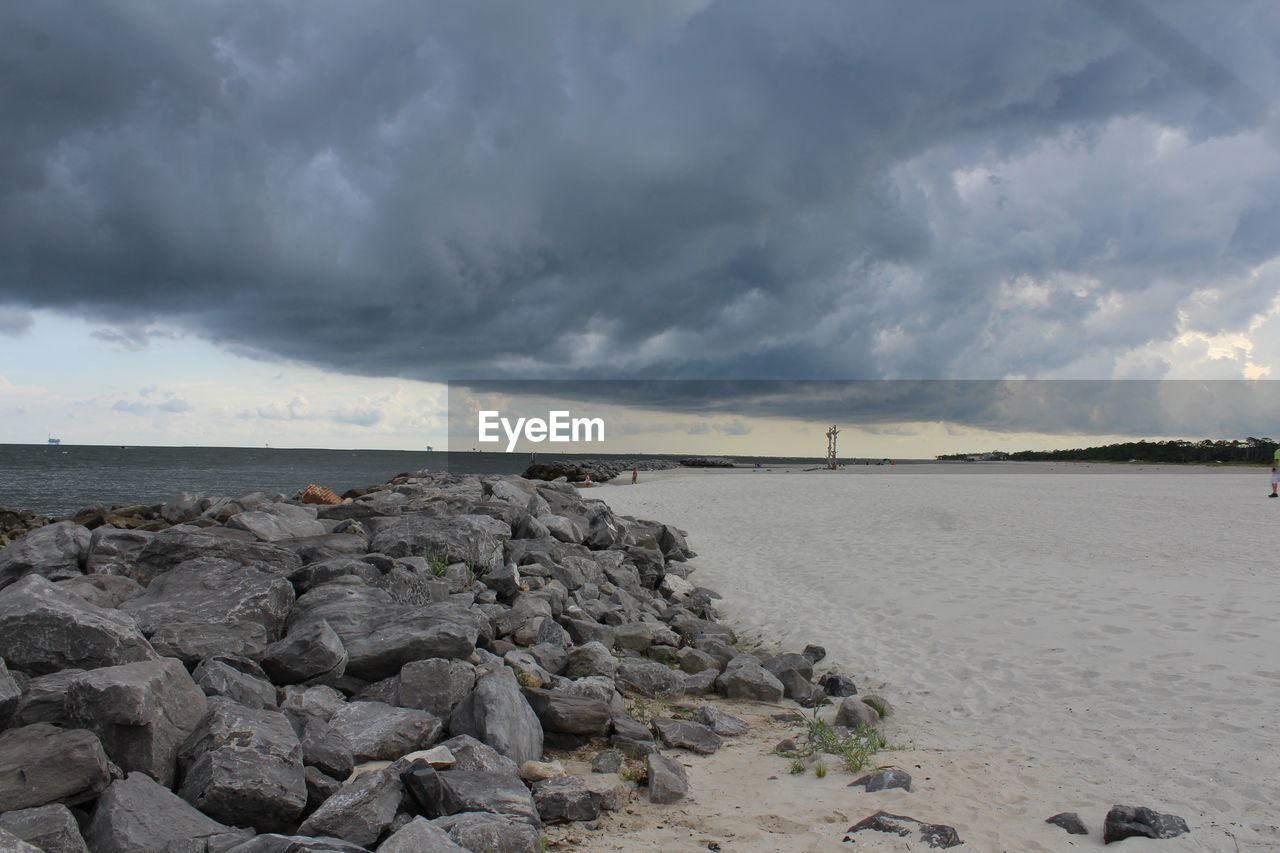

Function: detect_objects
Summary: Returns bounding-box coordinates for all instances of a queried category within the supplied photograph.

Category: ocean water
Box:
[0,444,845,517]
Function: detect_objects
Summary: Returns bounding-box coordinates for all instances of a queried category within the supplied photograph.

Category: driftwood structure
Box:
[826,424,840,469]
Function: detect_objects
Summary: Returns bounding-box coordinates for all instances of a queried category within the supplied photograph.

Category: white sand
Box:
[576,463,1280,852]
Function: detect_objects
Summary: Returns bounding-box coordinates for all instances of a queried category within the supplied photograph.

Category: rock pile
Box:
[521,458,678,483]
[677,457,735,468]
[0,470,860,852]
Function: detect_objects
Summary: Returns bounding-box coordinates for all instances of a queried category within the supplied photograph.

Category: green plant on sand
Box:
[773,708,895,774]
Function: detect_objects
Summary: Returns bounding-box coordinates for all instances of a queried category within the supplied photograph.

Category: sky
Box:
[3,1,1280,455]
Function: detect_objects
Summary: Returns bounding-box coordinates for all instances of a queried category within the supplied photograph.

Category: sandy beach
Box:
[580,462,1279,852]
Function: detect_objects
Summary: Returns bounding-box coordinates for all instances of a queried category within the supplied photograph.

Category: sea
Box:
[0,444,846,517]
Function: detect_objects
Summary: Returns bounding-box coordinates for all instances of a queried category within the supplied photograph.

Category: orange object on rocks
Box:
[299,484,342,505]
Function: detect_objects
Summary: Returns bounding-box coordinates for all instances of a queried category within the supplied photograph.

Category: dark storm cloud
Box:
[2,0,1279,386]
[452,379,1280,440]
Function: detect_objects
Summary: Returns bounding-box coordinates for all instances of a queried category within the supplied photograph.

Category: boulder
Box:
[273,534,369,566]
[66,658,208,787]
[820,673,858,697]
[834,697,880,728]
[0,804,88,853]
[192,655,279,710]
[564,642,616,679]
[84,528,156,577]
[176,698,307,832]
[0,576,158,675]
[329,701,442,762]
[615,659,685,701]
[691,705,748,736]
[0,521,90,589]
[0,826,42,853]
[403,766,539,825]
[227,509,327,543]
[260,620,347,686]
[379,816,468,852]
[296,767,402,848]
[0,658,18,723]
[54,574,143,609]
[84,772,239,853]
[287,583,480,681]
[430,812,541,853]
[435,734,520,776]
[531,775,608,823]
[120,557,295,663]
[222,835,368,853]
[1103,805,1189,843]
[849,769,913,792]
[399,658,476,718]
[646,752,688,804]
[777,669,829,708]
[520,688,612,735]
[448,669,543,767]
[367,515,510,573]
[846,812,962,848]
[1046,812,1088,835]
[652,717,722,755]
[714,663,783,702]
[10,669,83,728]
[129,531,301,586]
[300,717,354,781]
[0,724,115,811]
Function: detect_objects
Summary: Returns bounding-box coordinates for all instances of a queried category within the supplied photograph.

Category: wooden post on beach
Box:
[826,424,840,469]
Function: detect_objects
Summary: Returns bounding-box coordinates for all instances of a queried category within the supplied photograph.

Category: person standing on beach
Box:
[631,465,638,485]
[1271,445,1280,497]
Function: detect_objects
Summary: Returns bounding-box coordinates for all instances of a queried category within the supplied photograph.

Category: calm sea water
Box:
[0,444,844,516]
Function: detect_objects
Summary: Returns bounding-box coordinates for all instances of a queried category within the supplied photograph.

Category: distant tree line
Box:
[941,438,1278,464]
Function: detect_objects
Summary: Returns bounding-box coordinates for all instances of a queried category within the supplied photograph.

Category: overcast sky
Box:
[2,1,1279,451]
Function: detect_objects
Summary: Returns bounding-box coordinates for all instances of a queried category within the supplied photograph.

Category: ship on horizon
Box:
[47,437,61,445]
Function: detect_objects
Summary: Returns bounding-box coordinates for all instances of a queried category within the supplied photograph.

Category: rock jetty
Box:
[0,470,870,852]
[521,458,678,483]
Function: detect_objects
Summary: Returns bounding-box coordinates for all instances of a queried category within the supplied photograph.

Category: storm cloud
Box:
[2,0,1279,386]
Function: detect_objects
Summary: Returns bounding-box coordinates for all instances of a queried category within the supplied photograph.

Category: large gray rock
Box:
[398,658,476,718]
[430,813,541,853]
[222,835,368,853]
[435,735,520,775]
[193,655,279,710]
[520,688,612,735]
[287,582,480,681]
[714,663,784,702]
[10,669,83,728]
[564,642,616,679]
[177,698,307,832]
[615,658,685,701]
[646,752,688,804]
[378,817,468,853]
[227,506,327,543]
[403,766,539,825]
[0,724,115,811]
[0,827,42,853]
[0,576,158,675]
[0,804,89,853]
[834,697,880,728]
[1103,805,1190,843]
[84,772,237,853]
[300,717,354,781]
[55,574,143,609]
[84,528,156,577]
[120,557,296,663]
[66,658,208,787]
[367,515,510,572]
[530,775,612,823]
[129,531,302,587]
[691,705,749,736]
[0,658,18,723]
[0,521,91,589]
[328,701,442,761]
[448,669,543,767]
[296,767,402,848]
[273,533,370,565]
[652,717,722,755]
[260,620,347,686]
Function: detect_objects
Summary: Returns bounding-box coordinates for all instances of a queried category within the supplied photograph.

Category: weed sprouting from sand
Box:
[862,696,890,718]
[774,709,894,774]
[624,696,673,726]
[813,760,828,778]
[789,758,807,775]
